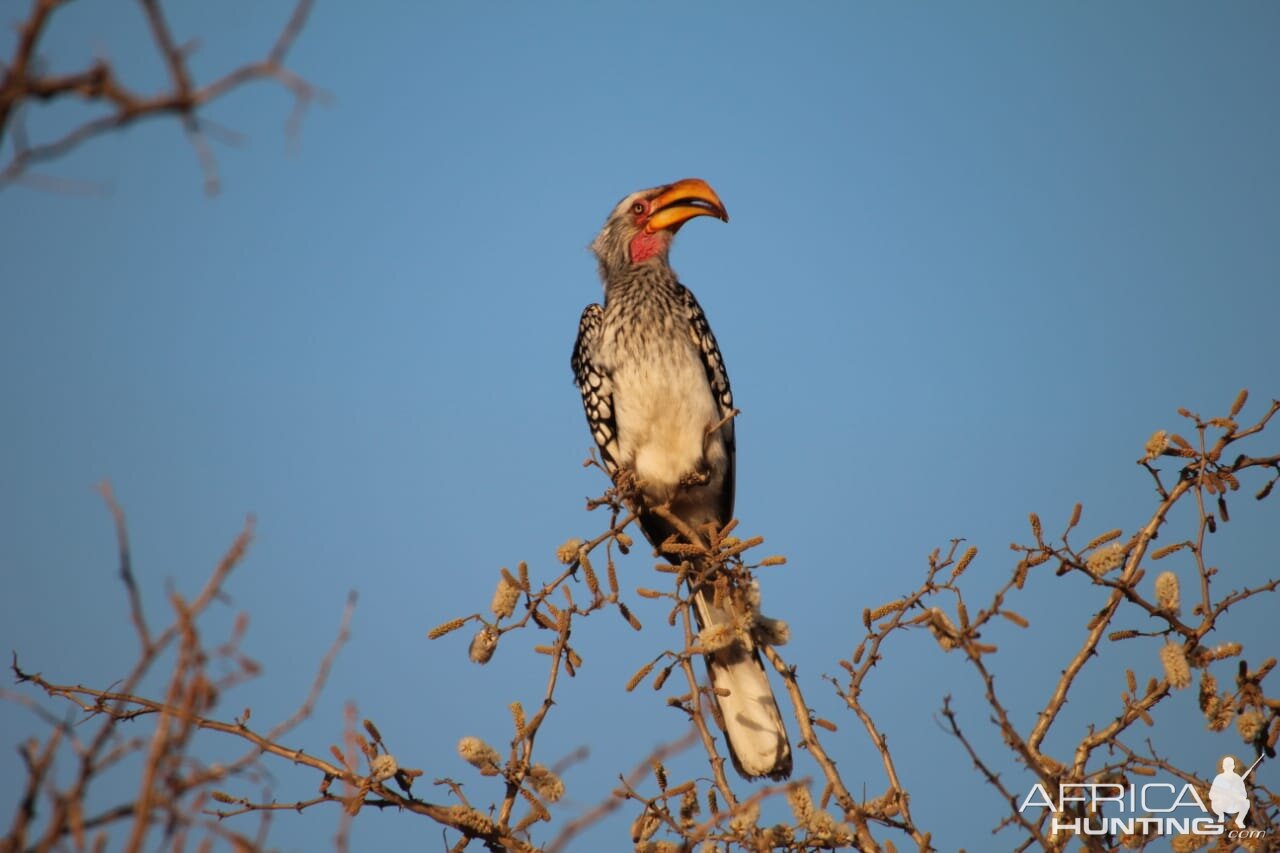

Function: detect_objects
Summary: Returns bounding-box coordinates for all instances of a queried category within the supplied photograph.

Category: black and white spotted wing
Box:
[571,303,621,474]
[677,282,737,518]
[677,284,735,448]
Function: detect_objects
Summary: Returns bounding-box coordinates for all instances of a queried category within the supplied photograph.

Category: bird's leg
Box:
[598,464,655,522]
[610,464,643,501]
[680,409,740,488]
[679,467,711,488]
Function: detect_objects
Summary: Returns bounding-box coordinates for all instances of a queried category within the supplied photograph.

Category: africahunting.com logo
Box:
[1018,755,1270,842]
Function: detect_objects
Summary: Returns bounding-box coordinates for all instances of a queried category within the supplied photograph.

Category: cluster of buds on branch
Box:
[6,391,1276,851]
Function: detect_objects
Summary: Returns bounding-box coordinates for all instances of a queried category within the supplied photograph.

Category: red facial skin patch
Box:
[629,228,669,263]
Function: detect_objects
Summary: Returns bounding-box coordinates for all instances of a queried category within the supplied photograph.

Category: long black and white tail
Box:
[692,584,792,780]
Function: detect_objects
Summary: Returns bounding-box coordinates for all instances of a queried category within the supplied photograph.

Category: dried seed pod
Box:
[786,784,814,824]
[490,574,521,619]
[631,807,661,843]
[729,800,760,834]
[1237,710,1264,743]
[926,608,961,652]
[697,623,736,653]
[1086,529,1124,550]
[428,616,469,640]
[1151,541,1188,560]
[1198,671,1218,713]
[652,760,668,790]
[1144,430,1169,461]
[1087,542,1126,577]
[1208,701,1235,732]
[626,661,656,692]
[1000,610,1030,629]
[869,600,906,620]
[457,736,501,773]
[555,538,582,564]
[468,626,499,664]
[448,804,496,835]
[1160,642,1191,690]
[1155,571,1181,613]
[755,616,790,646]
[527,764,564,803]
[1229,389,1249,418]
[618,602,642,631]
[579,551,601,596]
[951,545,978,580]
[363,719,382,743]
[369,753,398,783]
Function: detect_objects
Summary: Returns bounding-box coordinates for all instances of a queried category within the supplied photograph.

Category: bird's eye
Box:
[631,201,646,215]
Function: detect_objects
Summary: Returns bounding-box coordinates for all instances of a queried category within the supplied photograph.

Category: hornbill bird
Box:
[571,178,793,781]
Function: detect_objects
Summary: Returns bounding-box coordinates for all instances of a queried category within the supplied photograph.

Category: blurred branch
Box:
[0,0,324,194]
[97,480,150,650]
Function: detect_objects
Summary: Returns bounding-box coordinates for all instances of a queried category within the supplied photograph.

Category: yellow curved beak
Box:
[644,178,729,234]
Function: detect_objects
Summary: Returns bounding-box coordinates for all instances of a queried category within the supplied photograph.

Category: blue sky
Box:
[2,2,1277,849]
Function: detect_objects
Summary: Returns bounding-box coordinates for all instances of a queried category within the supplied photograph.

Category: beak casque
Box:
[644,178,729,234]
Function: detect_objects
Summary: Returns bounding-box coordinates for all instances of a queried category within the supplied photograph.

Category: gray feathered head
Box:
[590,178,728,281]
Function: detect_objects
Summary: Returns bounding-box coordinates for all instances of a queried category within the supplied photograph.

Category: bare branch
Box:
[0,0,322,193]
